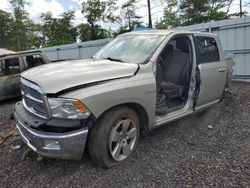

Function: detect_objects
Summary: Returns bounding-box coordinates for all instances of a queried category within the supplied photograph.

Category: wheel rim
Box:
[109,119,137,161]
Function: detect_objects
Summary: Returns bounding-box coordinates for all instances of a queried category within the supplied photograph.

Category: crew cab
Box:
[0,51,50,101]
[14,30,232,168]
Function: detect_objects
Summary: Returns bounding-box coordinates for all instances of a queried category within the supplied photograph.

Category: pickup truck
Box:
[14,30,232,168]
[0,51,50,101]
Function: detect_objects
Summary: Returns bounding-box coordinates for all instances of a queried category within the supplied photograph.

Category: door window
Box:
[195,36,220,64]
[23,54,46,70]
[0,58,20,77]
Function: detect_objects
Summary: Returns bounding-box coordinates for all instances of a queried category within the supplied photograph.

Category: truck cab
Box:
[0,51,50,101]
[14,31,228,168]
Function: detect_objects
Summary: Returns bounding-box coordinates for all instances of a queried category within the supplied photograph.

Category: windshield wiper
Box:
[102,57,123,62]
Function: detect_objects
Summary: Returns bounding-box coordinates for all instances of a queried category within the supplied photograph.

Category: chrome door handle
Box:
[218,68,226,72]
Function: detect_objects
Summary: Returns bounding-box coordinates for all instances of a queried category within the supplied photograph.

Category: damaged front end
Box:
[14,78,93,160]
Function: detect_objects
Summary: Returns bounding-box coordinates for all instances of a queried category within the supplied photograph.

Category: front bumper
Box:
[14,102,89,160]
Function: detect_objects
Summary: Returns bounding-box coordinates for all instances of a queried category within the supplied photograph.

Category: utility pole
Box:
[240,0,242,17]
[147,0,152,28]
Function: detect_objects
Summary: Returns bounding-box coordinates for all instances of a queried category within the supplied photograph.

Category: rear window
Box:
[195,36,220,64]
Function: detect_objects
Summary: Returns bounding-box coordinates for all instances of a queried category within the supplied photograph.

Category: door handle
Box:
[218,68,226,72]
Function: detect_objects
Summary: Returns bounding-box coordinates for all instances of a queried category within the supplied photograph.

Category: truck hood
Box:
[21,59,138,94]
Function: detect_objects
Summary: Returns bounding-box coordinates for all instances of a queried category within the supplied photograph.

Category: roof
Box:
[0,48,15,56]
[122,29,217,37]
[0,50,42,58]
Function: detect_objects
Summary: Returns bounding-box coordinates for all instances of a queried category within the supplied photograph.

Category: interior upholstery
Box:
[161,38,190,99]
[156,44,174,93]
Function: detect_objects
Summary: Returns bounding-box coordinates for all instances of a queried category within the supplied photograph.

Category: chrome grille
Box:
[21,78,50,119]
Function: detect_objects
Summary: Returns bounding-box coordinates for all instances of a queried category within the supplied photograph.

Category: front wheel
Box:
[88,107,140,168]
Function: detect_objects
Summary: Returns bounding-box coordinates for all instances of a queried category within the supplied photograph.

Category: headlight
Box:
[48,98,91,119]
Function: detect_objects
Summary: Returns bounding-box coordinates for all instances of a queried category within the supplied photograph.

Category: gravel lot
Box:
[0,81,249,188]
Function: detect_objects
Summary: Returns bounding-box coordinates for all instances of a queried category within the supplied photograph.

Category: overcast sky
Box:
[0,0,249,29]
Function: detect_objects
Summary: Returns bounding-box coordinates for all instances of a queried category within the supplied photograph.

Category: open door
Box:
[193,35,227,110]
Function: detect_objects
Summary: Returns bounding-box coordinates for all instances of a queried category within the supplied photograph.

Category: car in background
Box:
[0,51,50,101]
[0,48,15,56]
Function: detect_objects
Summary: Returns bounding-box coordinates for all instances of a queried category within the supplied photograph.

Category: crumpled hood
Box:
[21,59,138,94]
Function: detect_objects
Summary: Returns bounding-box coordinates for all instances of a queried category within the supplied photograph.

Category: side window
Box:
[0,58,20,77]
[23,54,46,70]
[195,36,220,64]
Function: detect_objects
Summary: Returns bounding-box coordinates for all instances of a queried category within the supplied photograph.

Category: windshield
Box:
[94,34,165,64]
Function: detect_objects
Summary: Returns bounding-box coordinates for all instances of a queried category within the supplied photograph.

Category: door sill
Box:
[194,99,220,111]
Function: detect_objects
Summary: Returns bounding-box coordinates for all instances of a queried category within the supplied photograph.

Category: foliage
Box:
[132,21,147,29]
[81,0,119,39]
[120,0,142,31]
[29,23,45,48]
[21,148,44,161]
[36,155,44,162]
[41,11,77,47]
[155,0,181,29]
[10,0,38,50]
[0,0,248,50]
[82,0,118,24]
[179,0,229,26]
[0,10,14,50]
[21,148,32,160]
[78,23,116,42]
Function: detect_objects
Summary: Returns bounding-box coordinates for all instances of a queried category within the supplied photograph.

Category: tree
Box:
[10,0,36,50]
[41,11,77,47]
[78,23,116,42]
[81,0,119,39]
[121,0,142,31]
[179,0,229,25]
[29,23,45,48]
[155,0,181,29]
[0,10,14,50]
[226,0,248,18]
[132,21,147,29]
[207,0,230,21]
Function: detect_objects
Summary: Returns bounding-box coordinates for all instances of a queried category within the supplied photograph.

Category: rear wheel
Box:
[88,107,140,168]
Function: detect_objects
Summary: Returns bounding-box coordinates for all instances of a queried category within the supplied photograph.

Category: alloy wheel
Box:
[109,119,137,161]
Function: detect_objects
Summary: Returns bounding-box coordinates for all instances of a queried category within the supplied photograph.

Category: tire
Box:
[88,106,140,168]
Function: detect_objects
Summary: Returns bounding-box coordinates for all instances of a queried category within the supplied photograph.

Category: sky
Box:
[0,0,249,29]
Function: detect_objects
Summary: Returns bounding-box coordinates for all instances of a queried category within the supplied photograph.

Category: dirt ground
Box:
[0,81,249,188]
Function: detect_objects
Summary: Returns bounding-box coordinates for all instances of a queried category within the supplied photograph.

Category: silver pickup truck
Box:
[14,30,232,168]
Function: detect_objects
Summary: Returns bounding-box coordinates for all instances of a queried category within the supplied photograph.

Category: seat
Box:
[156,44,175,115]
[161,39,190,99]
[156,44,174,93]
